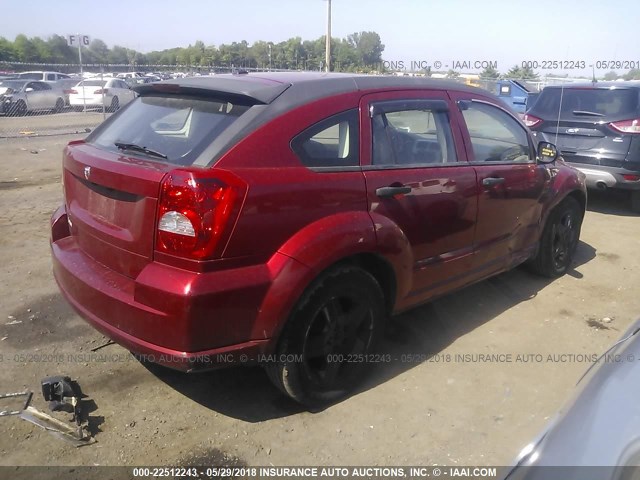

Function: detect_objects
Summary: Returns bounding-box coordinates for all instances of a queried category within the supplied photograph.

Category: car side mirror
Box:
[537,141,558,164]
[25,87,34,92]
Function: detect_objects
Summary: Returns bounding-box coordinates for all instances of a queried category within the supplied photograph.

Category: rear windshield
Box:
[88,95,250,166]
[78,80,107,87]
[531,87,639,118]
[17,73,43,80]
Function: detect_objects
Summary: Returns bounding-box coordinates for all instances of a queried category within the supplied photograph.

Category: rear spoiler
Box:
[133,77,292,105]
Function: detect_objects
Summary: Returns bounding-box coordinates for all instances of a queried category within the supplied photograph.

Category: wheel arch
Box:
[566,189,587,219]
[252,211,411,351]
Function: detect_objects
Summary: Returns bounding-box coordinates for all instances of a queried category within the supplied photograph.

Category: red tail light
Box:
[609,118,640,134]
[622,174,640,181]
[523,114,542,128]
[67,89,78,94]
[93,88,109,94]
[156,169,247,260]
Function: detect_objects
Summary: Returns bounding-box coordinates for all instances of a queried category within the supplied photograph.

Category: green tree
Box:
[31,37,52,62]
[107,45,129,65]
[88,39,110,64]
[333,39,358,71]
[446,69,460,79]
[505,64,524,78]
[47,35,75,63]
[520,65,539,80]
[0,37,16,61]
[347,31,384,66]
[13,34,38,62]
[603,70,619,81]
[623,69,640,80]
[479,65,500,79]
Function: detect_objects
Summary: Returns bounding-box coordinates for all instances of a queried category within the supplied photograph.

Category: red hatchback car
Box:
[51,73,586,406]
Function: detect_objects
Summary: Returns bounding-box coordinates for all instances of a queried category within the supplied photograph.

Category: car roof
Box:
[18,71,66,75]
[134,72,488,105]
[543,81,640,90]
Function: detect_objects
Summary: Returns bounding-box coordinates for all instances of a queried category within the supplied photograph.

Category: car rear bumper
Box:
[69,97,108,107]
[50,206,273,372]
[566,163,640,191]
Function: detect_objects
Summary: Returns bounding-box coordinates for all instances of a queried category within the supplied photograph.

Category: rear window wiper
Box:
[572,110,605,117]
[114,142,167,159]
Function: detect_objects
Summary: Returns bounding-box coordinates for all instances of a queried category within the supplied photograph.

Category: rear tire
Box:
[110,96,119,112]
[266,265,386,408]
[631,191,640,214]
[54,98,65,113]
[528,197,583,278]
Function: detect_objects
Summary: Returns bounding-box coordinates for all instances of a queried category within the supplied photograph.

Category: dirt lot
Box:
[0,132,639,468]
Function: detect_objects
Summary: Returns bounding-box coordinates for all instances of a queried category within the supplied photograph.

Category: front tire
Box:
[10,101,27,117]
[266,265,386,407]
[528,197,583,277]
[631,191,640,214]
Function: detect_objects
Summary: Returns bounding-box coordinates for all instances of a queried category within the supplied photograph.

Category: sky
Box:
[1,0,638,75]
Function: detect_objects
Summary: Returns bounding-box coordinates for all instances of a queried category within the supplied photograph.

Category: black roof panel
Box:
[136,72,491,107]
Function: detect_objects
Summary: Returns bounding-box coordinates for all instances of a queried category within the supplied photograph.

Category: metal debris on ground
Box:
[0,391,33,416]
[20,406,96,447]
[90,338,115,352]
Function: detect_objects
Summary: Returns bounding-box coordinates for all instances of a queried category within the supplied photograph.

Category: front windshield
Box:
[0,80,28,91]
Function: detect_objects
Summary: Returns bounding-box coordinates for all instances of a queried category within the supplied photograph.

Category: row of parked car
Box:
[3,70,639,213]
[0,71,160,116]
[522,82,640,212]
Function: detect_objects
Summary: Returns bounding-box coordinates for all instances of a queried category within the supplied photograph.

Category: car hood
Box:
[503,318,640,478]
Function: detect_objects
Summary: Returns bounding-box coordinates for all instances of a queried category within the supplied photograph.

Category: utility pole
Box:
[77,33,87,113]
[325,0,331,72]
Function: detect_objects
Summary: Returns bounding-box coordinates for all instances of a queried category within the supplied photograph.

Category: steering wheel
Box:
[500,146,525,162]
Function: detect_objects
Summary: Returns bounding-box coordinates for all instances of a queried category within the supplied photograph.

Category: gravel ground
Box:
[0,133,639,468]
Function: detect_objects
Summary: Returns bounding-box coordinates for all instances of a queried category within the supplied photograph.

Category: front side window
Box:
[461,102,531,163]
[371,102,457,166]
[291,109,359,168]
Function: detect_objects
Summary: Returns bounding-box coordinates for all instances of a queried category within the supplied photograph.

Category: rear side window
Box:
[291,110,359,168]
[532,88,639,118]
[88,95,250,166]
[371,101,457,166]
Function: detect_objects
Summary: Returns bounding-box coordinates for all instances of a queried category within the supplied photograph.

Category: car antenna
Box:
[554,83,565,147]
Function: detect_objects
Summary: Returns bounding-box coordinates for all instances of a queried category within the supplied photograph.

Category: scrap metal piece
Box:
[90,338,115,352]
[19,406,96,447]
[0,391,33,416]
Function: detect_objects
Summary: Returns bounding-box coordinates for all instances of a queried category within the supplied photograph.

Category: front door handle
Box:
[482,177,505,187]
[376,185,412,197]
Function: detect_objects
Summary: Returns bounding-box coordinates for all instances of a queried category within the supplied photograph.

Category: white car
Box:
[68,78,136,111]
[17,71,72,82]
[0,79,66,116]
[116,72,145,79]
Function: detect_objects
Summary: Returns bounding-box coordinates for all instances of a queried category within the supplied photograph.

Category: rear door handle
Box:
[376,185,412,197]
[482,177,505,187]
